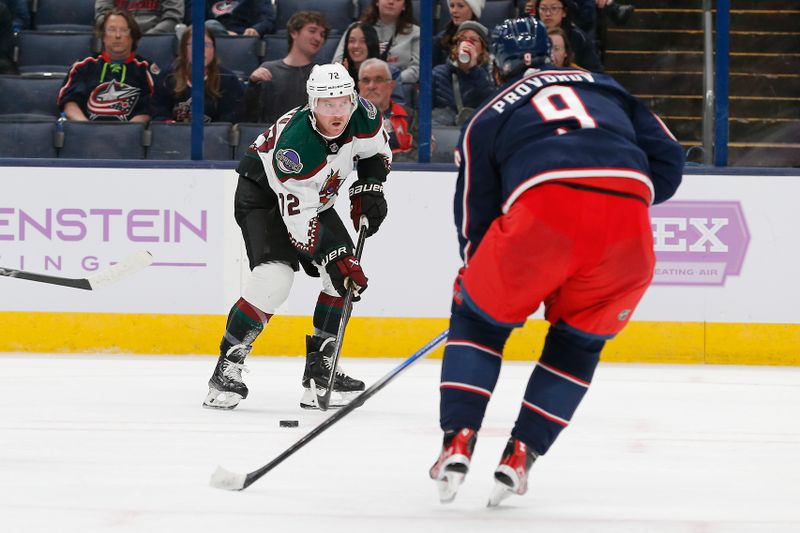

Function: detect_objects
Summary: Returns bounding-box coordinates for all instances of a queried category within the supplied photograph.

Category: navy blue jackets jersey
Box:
[454,67,684,262]
[58,52,156,121]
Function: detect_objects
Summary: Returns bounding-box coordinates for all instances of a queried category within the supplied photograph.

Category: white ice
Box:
[1,353,799,533]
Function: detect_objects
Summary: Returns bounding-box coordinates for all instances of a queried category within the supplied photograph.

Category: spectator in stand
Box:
[434,0,483,66]
[340,21,405,103]
[548,27,578,68]
[358,58,414,158]
[532,0,603,72]
[341,21,380,83]
[199,0,276,38]
[594,0,634,26]
[247,11,329,123]
[95,0,183,34]
[58,9,156,122]
[432,21,494,126]
[152,26,243,123]
[2,0,29,34]
[527,0,632,37]
[0,2,15,74]
[334,0,420,84]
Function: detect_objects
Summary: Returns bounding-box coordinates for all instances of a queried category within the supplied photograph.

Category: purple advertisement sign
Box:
[650,201,749,286]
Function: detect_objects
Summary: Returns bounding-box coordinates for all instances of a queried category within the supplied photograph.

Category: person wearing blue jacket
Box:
[431,21,494,126]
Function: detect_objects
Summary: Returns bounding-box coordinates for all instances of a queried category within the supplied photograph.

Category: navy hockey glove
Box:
[349,179,387,237]
[321,245,368,301]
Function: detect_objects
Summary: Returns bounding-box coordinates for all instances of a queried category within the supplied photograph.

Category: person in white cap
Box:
[203,63,393,412]
[434,0,485,65]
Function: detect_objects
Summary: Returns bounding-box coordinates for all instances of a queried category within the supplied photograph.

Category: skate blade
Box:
[299,386,359,410]
[487,480,514,507]
[202,388,242,410]
[436,471,465,504]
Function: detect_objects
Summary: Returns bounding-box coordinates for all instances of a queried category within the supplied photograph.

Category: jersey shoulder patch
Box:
[271,109,326,180]
[358,96,379,120]
[349,97,383,139]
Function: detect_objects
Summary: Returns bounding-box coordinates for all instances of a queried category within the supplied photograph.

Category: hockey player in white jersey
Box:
[203,63,392,410]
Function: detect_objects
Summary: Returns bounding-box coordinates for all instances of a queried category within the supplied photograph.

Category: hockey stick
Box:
[314,216,369,411]
[210,329,449,491]
[0,250,153,290]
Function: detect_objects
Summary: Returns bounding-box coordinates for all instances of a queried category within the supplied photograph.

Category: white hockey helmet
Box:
[306,63,358,137]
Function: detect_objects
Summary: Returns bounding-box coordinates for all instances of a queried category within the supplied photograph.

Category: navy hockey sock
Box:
[313,291,344,337]
[513,324,604,455]
[439,301,513,431]
[219,297,272,356]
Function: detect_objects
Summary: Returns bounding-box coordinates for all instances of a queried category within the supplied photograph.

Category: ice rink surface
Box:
[1,352,798,533]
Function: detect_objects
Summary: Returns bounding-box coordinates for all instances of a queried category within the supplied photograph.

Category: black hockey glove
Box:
[349,179,387,237]
[321,245,368,301]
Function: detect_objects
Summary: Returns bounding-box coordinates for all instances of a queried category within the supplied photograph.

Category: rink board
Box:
[1,166,798,365]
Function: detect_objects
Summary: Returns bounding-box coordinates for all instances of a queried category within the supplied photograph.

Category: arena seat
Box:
[136,34,177,72]
[317,36,340,64]
[145,122,234,160]
[431,125,462,163]
[214,36,266,81]
[58,122,147,159]
[16,31,94,75]
[0,74,63,119]
[33,0,95,32]
[262,34,289,63]
[0,119,58,158]
[232,122,270,161]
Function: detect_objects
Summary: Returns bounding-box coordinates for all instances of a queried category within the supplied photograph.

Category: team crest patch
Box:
[359,96,377,120]
[319,169,342,205]
[276,149,303,174]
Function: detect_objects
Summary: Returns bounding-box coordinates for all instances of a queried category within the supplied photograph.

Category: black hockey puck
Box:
[279,420,299,428]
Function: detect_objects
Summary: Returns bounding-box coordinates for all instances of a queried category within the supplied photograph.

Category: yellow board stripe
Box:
[1,312,797,366]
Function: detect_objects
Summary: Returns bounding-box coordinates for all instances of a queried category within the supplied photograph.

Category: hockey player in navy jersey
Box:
[429,17,684,506]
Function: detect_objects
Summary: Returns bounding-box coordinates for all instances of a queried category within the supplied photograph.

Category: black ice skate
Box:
[429,428,477,503]
[203,344,251,410]
[300,335,365,409]
[487,437,538,507]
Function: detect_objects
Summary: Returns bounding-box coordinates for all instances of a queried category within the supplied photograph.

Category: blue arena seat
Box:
[58,122,147,159]
[0,119,58,158]
[316,36,340,64]
[16,31,94,75]
[232,122,270,161]
[262,34,289,63]
[33,0,96,32]
[214,36,266,81]
[136,34,177,72]
[145,122,234,160]
[0,74,63,119]
[431,126,462,163]
[276,0,356,35]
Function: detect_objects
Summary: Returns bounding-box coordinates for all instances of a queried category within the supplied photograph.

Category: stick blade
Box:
[88,250,153,290]
[210,465,247,491]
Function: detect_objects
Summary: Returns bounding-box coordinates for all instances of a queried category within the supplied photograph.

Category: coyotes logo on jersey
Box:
[319,169,343,205]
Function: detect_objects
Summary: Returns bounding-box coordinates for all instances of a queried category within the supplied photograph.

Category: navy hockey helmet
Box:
[490,17,552,81]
